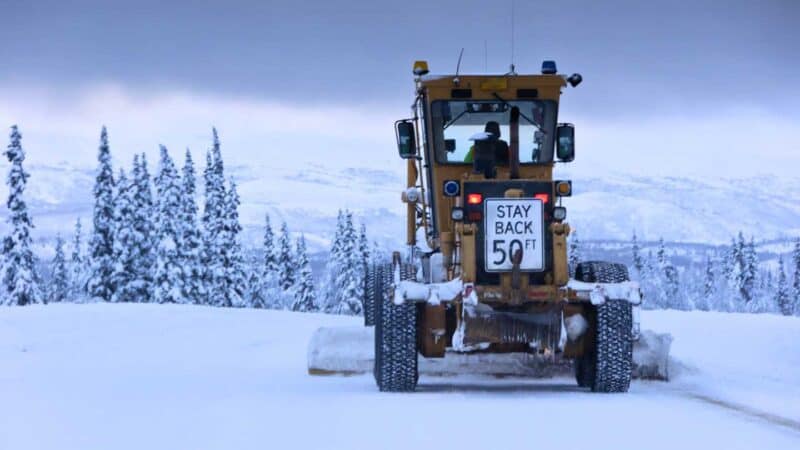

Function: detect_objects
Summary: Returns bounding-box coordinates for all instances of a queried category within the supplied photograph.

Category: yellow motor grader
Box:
[364,60,641,393]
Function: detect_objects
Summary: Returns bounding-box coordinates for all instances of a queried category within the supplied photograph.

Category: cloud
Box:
[564,109,800,178]
[1,83,798,180]
[0,83,400,172]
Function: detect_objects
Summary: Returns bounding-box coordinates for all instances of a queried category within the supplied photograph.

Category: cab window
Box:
[429,100,557,165]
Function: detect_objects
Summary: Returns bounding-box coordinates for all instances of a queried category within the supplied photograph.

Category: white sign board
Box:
[484,198,545,272]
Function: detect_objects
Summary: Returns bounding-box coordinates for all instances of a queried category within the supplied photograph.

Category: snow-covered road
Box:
[1,304,798,450]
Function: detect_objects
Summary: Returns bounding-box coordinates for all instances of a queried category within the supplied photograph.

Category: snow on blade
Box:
[566,279,643,305]
[393,278,462,305]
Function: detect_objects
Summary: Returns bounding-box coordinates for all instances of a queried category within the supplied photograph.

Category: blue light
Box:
[443,180,460,197]
[541,60,557,75]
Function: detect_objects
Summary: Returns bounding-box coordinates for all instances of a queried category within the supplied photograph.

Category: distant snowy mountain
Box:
[2,161,799,254]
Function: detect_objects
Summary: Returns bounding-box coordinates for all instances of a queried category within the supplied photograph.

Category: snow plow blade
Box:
[307,326,672,380]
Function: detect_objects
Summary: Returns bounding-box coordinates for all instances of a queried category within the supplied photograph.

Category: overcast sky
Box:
[1,0,798,177]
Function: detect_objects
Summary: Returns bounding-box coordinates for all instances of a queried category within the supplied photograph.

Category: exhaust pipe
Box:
[509,106,520,179]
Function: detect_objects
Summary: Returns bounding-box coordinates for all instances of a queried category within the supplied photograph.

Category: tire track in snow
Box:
[684,392,800,433]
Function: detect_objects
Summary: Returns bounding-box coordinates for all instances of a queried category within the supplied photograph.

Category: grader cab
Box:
[365,60,641,393]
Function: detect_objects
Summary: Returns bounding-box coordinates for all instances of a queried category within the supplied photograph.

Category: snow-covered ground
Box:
[2,304,799,450]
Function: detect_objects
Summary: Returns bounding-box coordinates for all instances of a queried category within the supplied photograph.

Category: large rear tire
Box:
[374,263,418,392]
[575,261,633,393]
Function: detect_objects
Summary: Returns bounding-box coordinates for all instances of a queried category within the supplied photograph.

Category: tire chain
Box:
[375,263,418,392]
[574,261,633,393]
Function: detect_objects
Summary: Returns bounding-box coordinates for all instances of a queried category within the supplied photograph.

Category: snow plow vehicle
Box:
[364,60,642,393]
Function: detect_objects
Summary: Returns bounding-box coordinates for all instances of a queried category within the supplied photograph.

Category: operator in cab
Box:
[463,121,509,164]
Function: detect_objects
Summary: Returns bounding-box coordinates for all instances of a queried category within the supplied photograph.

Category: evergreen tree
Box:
[358,223,370,274]
[793,239,800,315]
[179,149,204,304]
[50,235,68,303]
[69,217,86,300]
[87,127,116,302]
[292,235,317,312]
[699,254,714,311]
[130,153,155,302]
[262,214,279,280]
[222,179,246,307]
[322,210,346,311]
[332,211,362,315]
[732,232,748,304]
[357,223,369,308]
[153,146,185,304]
[631,231,643,274]
[742,237,758,305]
[110,169,137,302]
[2,126,39,306]
[568,230,581,277]
[259,213,284,308]
[202,129,228,306]
[247,267,267,309]
[776,257,792,316]
[277,221,295,292]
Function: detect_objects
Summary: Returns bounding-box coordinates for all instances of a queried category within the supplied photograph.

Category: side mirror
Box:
[395,120,417,159]
[556,123,575,162]
[445,139,456,153]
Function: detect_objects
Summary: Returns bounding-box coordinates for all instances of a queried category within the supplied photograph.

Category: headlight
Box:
[451,207,464,221]
[552,206,567,221]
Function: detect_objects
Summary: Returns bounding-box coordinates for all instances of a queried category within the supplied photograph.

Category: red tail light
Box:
[534,193,549,204]
[467,193,483,205]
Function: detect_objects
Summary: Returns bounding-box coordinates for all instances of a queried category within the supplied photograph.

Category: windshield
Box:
[429,99,558,164]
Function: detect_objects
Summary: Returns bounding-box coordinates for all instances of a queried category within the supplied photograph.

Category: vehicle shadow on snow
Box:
[416,378,586,394]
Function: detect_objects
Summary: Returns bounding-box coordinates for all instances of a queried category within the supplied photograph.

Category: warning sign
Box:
[484,198,544,272]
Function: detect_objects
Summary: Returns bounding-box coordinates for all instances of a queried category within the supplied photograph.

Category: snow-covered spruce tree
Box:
[110,169,137,302]
[776,257,792,316]
[179,149,204,304]
[1,126,40,306]
[370,240,385,265]
[793,239,800,316]
[259,213,284,308]
[130,153,156,302]
[69,217,87,300]
[742,237,758,308]
[730,232,748,306]
[656,237,666,267]
[277,221,296,293]
[292,235,318,312]
[87,127,116,302]
[357,222,369,308]
[50,235,69,303]
[221,179,246,307]
[201,129,228,306]
[332,211,363,315]
[321,210,346,312]
[699,254,714,311]
[153,146,185,304]
[246,267,267,309]
[631,231,644,275]
[358,223,369,273]
[568,230,581,278]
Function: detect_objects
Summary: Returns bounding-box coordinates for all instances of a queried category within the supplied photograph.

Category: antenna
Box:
[509,0,517,75]
[454,47,464,85]
[484,40,488,73]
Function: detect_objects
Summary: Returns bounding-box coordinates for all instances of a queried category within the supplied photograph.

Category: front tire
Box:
[374,263,418,392]
[575,261,633,393]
